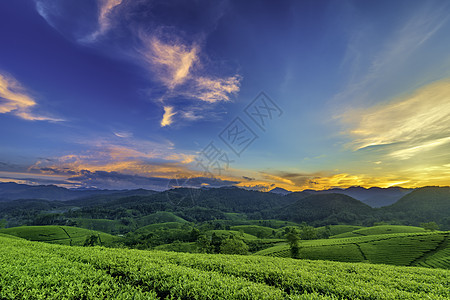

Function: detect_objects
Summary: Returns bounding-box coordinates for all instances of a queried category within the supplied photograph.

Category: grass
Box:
[206,229,258,240]
[73,218,129,234]
[0,225,120,246]
[255,230,450,268]
[136,211,188,227]
[330,225,426,238]
[134,221,192,233]
[1,234,449,299]
[230,225,277,238]
[317,224,363,236]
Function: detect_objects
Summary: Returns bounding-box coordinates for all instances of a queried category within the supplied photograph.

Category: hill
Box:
[268,187,292,195]
[0,182,117,201]
[1,234,449,299]
[298,186,412,207]
[256,230,450,269]
[384,186,450,227]
[0,182,158,202]
[0,225,120,246]
[279,193,373,224]
[330,225,426,238]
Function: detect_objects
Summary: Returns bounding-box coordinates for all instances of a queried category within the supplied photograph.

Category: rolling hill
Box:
[256,229,450,269]
[0,225,120,246]
[279,193,373,223]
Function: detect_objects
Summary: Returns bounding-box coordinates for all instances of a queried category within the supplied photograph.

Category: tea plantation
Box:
[1,234,449,299]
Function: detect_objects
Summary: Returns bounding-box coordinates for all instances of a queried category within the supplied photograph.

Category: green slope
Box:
[331,225,426,238]
[1,235,449,299]
[230,225,277,238]
[256,231,450,269]
[0,225,120,246]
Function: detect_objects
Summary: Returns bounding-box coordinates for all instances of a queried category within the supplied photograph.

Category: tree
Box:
[285,228,301,258]
[196,234,213,253]
[211,233,224,253]
[189,228,201,242]
[318,225,331,239]
[219,236,248,255]
[421,221,439,231]
[299,222,317,240]
[0,219,6,229]
[83,234,100,247]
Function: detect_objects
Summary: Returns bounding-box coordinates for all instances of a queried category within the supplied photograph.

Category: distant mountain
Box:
[268,187,292,196]
[300,186,413,207]
[279,193,373,223]
[0,182,156,201]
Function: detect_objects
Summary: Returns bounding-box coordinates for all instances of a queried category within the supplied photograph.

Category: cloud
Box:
[143,37,198,89]
[0,73,62,121]
[335,3,450,108]
[341,79,450,159]
[160,106,177,127]
[91,0,123,40]
[389,137,450,160]
[69,170,170,190]
[192,75,241,103]
[141,35,241,102]
[34,1,241,126]
[140,35,241,126]
[113,131,132,138]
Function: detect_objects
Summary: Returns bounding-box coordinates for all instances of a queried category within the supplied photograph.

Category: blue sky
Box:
[0,0,449,191]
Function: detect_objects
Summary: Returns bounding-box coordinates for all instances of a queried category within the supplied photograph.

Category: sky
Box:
[0,0,449,191]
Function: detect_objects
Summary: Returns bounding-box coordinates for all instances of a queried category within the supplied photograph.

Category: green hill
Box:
[136,211,188,227]
[331,225,426,238]
[384,186,450,229]
[229,225,277,238]
[0,225,120,246]
[279,193,373,223]
[317,224,363,236]
[73,218,130,234]
[256,231,450,269]
[1,234,449,299]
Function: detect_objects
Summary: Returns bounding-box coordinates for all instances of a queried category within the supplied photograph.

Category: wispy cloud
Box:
[335,3,450,107]
[140,35,241,125]
[34,1,240,126]
[160,106,177,127]
[389,137,450,160]
[84,0,122,42]
[113,131,132,138]
[143,37,198,89]
[0,73,62,121]
[193,75,241,103]
[141,35,241,103]
[341,80,450,158]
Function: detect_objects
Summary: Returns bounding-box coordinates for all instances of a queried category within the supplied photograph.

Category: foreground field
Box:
[1,234,449,299]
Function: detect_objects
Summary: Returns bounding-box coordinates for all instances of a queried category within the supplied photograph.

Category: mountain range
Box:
[2,182,412,207]
[0,182,448,230]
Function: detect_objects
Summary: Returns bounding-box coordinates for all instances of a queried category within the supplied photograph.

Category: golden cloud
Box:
[341,79,450,159]
[194,75,241,103]
[160,106,177,127]
[0,73,62,121]
[143,37,198,89]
